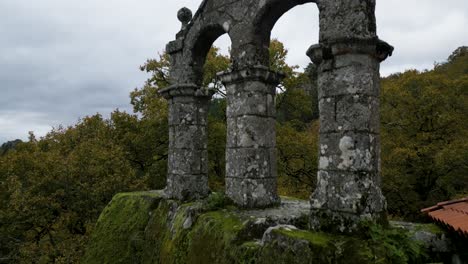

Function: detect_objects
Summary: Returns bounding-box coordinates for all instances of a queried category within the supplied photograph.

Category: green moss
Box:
[414,223,444,235]
[83,192,431,264]
[142,200,195,264]
[201,192,232,211]
[82,191,163,264]
[185,211,245,264]
[275,228,331,246]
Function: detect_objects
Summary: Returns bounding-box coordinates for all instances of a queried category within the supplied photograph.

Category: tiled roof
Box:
[421,197,468,237]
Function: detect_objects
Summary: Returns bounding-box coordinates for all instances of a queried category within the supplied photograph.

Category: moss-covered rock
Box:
[82,191,164,264]
[82,191,435,264]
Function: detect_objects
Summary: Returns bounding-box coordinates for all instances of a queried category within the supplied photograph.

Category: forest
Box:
[0,41,467,263]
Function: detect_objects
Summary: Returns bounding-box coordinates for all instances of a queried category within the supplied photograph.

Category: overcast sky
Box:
[1,0,467,143]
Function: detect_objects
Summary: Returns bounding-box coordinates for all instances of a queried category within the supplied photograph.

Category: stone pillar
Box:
[307,39,393,232]
[160,84,214,201]
[218,66,283,208]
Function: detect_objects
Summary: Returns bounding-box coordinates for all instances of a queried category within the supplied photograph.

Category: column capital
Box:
[307,38,394,64]
[217,65,285,86]
[159,83,215,99]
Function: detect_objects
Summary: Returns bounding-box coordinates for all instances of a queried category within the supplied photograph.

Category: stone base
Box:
[164,174,210,201]
[309,170,387,233]
[309,208,387,234]
[226,177,280,208]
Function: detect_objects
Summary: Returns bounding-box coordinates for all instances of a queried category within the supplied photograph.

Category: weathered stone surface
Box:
[168,149,208,175]
[318,132,380,172]
[161,0,394,232]
[309,40,390,232]
[310,170,386,218]
[83,192,458,264]
[226,177,280,208]
[165,174,210,201]
[317,0,377,43]
[226,91,273,117]
[226,147,276,179]
[317,65,379,99]
[305,1,392,232]
[220,67,282,208]
[319,95,380,133]
[227,116,276,148]
[161,84,214,201]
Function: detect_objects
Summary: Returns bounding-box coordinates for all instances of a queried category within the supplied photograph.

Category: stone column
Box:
[307,39,393,232]
[218,66,283,208]
[160,84,214,201]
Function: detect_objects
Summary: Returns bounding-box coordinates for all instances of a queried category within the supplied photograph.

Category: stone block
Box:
[318,132,379,172]
[226,147,276,179]
[165,174,210,201]
[196,102,210,125]
[334,54,379,70]
[227,91,269,117]
[226,117,238,148]
[226,177,280,208]
[318,0,377,42]
[168,100,209,125]
[311,170,385,213]
[168,148,207,175]
[225,80,275,95]
[318,65,378,98]
[319,95,379,133]
[234,116,276,148]
[172,125,207,150]
[266,94,276,117]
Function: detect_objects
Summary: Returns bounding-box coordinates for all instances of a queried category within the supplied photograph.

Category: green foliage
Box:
[203,47,230,96]
[201,192,232,211]
[274,228,331,246]
[276,121,318,199]
[358,222,427,264]
[207,114,227,190]
[271,39,319,124]
[0,139,22,156]
[381,48,468,219]
[0,115,152,263]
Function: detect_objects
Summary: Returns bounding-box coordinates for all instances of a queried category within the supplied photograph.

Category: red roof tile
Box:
[421,197,468,237]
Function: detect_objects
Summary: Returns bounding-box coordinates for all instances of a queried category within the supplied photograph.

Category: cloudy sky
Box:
[1,0,467,143]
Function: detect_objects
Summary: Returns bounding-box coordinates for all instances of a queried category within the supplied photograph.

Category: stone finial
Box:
[177,7,192,31]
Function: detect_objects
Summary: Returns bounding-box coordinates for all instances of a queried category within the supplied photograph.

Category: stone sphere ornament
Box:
[177,7,193,28]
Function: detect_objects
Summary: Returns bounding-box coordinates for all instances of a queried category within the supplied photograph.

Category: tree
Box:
[0,116,147,262]
[381,49,468,219]
[0,139,23,156]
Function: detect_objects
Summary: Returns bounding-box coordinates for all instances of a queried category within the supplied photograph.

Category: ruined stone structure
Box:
[160,0,393,232]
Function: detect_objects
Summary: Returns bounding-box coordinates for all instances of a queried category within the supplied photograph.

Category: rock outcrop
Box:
[82,191,458,264]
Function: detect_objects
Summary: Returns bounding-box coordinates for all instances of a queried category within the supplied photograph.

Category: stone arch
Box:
[161,0,394,233]
[253,0,317,45]
[185,23,232,86]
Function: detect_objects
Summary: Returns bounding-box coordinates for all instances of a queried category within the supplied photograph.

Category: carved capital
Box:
[159,83,215,99]
[307,38,394,64]
[217,65,285,86]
